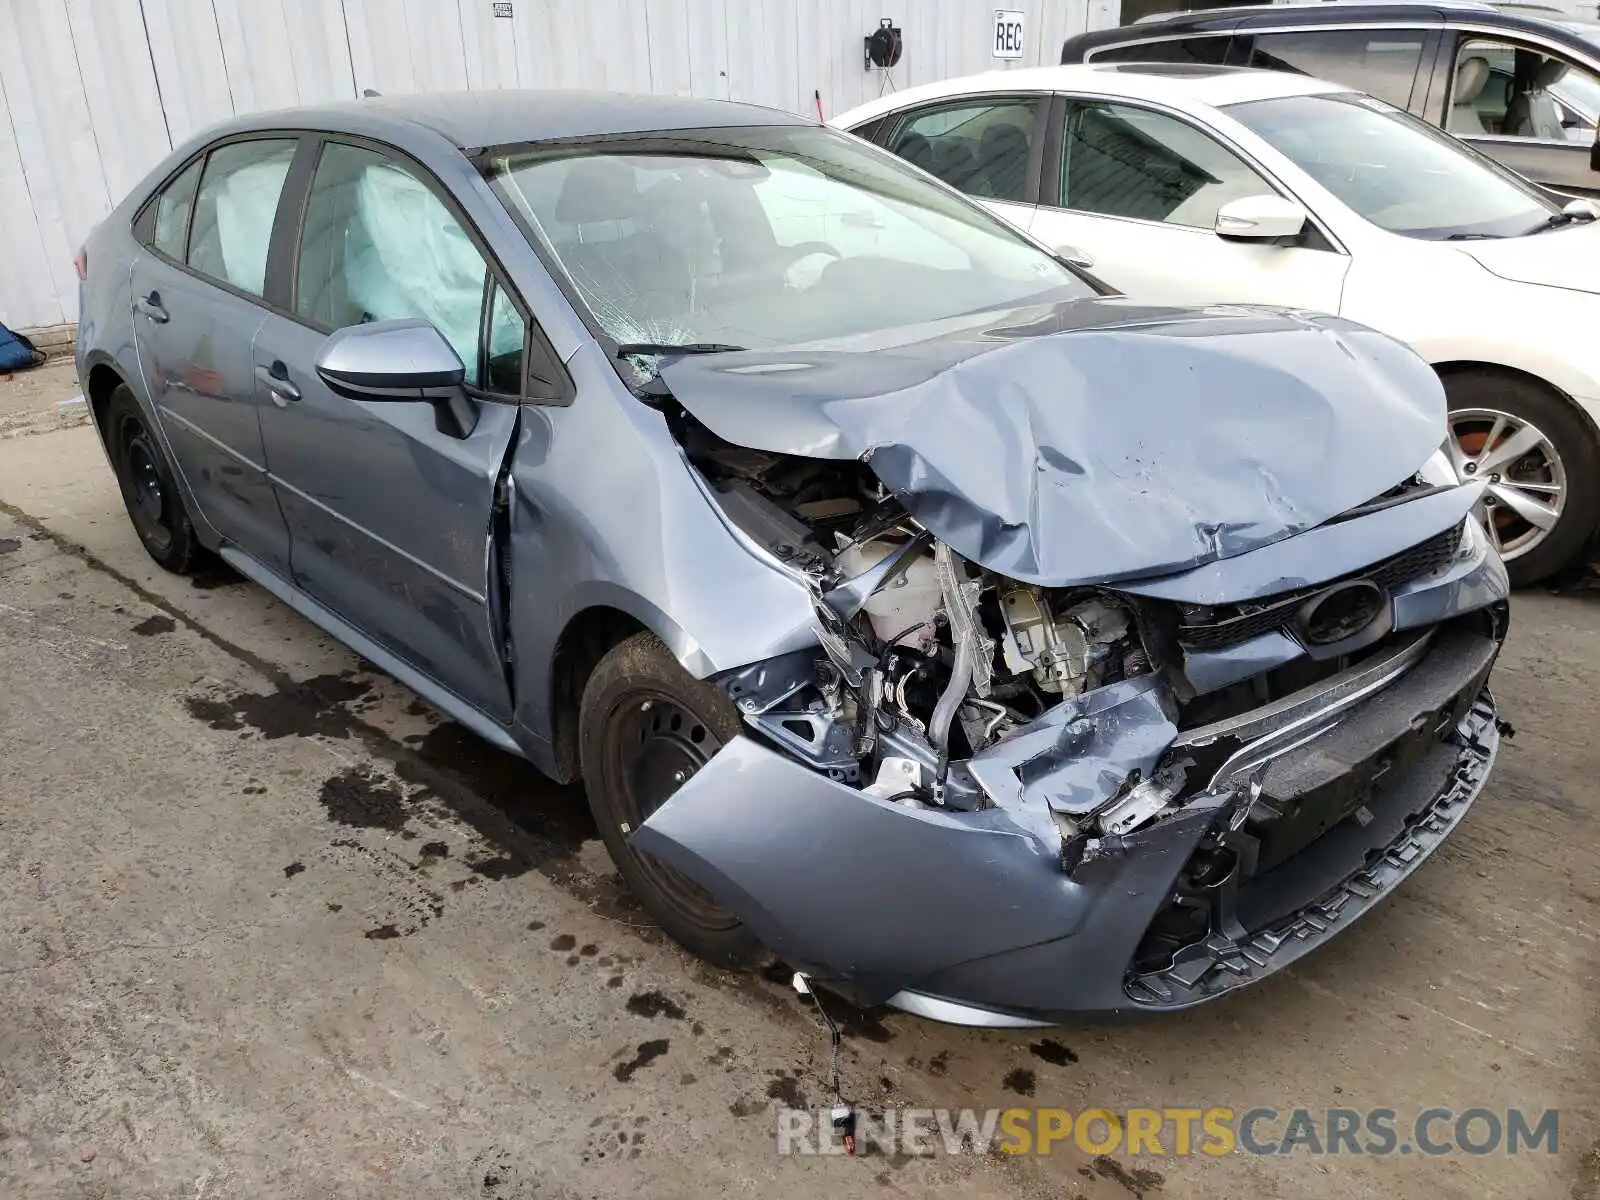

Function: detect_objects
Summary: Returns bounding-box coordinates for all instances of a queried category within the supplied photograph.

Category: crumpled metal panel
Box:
[660,297,1445,587]
[964,676,1178,817]
[1119,482,1485,604]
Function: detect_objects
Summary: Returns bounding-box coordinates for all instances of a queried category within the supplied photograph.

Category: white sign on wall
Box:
[992,9,1025,59]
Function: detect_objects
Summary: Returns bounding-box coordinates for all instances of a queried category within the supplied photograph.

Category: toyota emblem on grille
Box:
[1297,580,1387,647]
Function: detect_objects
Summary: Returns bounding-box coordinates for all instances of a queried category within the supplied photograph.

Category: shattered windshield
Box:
[482,125,1092,370]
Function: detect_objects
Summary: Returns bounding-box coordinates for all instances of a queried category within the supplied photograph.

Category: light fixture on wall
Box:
[863,17,902,94]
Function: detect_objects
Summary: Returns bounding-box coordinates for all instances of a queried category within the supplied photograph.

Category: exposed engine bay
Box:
[679,417,1170,826]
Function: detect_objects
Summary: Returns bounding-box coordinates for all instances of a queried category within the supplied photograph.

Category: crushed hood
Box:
[661,298,1446,586]
[1456,223,1600,296]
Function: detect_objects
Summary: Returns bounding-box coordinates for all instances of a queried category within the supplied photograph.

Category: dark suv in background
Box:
[1062,1,1600,195]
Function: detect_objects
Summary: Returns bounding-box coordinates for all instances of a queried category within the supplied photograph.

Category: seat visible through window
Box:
[887,100,1040,203]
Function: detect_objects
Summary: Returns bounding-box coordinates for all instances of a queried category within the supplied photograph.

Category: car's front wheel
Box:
[578,632,762,966]
[1443,371,1599,587]
[106,383,204,574]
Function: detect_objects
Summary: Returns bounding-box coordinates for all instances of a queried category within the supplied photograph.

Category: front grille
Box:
[1177,521,1464,652]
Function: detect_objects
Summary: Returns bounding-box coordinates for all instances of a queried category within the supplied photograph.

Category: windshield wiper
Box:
[616,342,748,358]
[1444,232,1501,240]
[1523,208,1594,235]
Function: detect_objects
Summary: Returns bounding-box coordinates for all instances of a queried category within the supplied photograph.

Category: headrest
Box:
[1454,56,1491,105]
[1535,58,1569,88]
[979,124,1029,159]
[555,156,640,224]
[896,131,934,168]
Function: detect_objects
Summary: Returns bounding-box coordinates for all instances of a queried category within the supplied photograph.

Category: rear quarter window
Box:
[147,159,203,260]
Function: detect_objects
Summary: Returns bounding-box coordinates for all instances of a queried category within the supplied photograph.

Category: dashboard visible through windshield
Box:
[482,125,1094,372]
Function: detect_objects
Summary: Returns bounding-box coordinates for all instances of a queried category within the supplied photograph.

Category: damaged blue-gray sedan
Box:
[76,90,1509,1025]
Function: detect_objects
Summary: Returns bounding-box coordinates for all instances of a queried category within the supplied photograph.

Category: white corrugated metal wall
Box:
[0,0,1112,333]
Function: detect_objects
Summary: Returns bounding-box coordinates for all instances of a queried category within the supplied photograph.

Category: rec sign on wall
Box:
[992,9,1025,59]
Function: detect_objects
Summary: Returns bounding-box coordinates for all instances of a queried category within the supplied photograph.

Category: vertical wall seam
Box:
[0,57,65,325]
[209,0,237,114]
[338,0,358,95]
[136,0,174,148]
[61,4,115,208]
[642,1,654,91]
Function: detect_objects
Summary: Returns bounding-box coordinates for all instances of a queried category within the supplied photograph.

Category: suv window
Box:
[1058,101,1277,228]
[294,141,525,390]
[1448,37,1600,141]
[886,99,1041,201]
[1243,29,1427,108]
[186,139,297,296]
[149,159,203,261]
[1091,36,1242,66]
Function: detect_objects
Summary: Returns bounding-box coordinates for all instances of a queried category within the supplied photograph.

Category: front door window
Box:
[1449,38,1600,142]
[294,142,523,387]
[1057,101,1278,228]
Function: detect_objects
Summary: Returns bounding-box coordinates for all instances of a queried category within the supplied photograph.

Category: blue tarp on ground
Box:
[0,322,44,372]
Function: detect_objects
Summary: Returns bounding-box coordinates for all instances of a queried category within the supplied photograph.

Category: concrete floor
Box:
[1,361,1596,1199]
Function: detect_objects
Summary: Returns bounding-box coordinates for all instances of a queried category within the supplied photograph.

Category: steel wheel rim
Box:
[609,692,739,931]
[119,415,173,553]
[1447,406,1566,561]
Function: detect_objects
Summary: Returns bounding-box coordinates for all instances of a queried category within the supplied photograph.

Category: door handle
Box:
[136,292,169,323]
[255,361,301,404]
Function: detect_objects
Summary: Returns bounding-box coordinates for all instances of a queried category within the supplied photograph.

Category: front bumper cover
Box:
[632,621,1503,1022]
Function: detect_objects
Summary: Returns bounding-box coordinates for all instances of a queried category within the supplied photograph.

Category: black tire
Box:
[1443,371,1600,588]
[106,384,204,574]
[579,632,762,966]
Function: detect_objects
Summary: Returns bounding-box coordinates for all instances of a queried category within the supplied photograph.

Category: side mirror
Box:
[1214,194,1309,243]
[314,318,477,437]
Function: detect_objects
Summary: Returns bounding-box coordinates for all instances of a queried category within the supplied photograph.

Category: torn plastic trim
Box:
[1174,630,1434,784]
[1126,692,1499,1008]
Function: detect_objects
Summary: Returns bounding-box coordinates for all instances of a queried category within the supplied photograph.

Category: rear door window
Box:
[1243,29,1429,107]
[185,139,298,297]
[886,98,1042,201]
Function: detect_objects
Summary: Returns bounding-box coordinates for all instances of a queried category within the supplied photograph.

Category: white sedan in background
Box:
[836,64,1600,585]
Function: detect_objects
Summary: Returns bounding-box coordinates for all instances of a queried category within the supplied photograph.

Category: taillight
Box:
[74,245,87,281]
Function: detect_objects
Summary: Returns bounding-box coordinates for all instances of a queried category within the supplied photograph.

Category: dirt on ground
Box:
[0,361,1596,1199]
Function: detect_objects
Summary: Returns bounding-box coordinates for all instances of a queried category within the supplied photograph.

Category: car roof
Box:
[834,62,1350,129]
[1071,0,1600,51]
[211,89,809,152]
